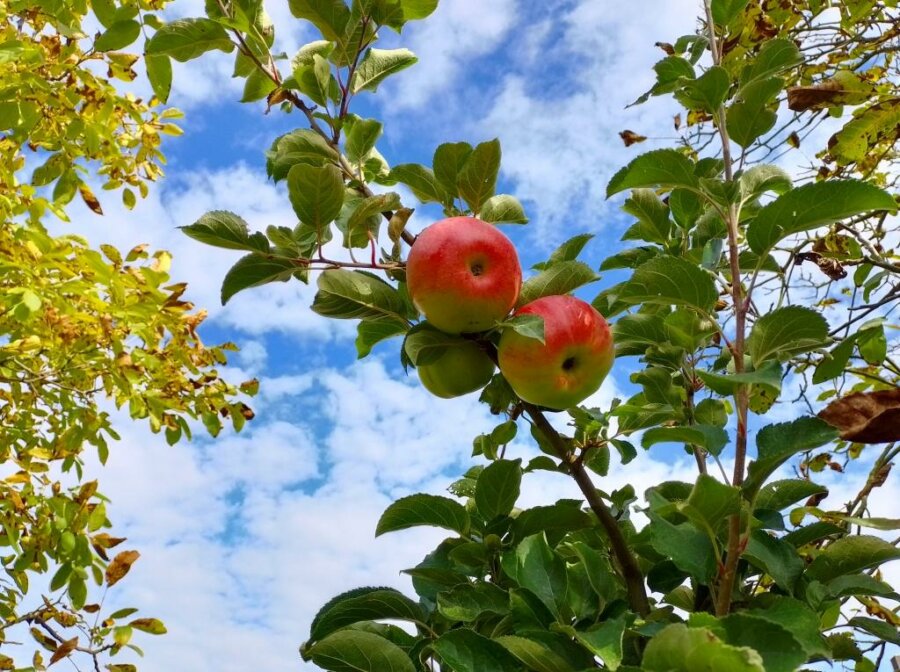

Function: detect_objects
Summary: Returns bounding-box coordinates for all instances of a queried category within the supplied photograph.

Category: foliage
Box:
[0,0,249,668]
[175,0,900,669]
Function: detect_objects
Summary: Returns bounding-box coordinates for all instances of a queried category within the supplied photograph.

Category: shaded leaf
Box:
[376,494,469,537]
[307,630,415,672]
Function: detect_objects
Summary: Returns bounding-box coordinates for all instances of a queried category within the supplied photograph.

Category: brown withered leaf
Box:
[674,113,682,131]
[794,251,847,280]
[619,130,648,147]
[78,184,103,215]
[787,80,843,111]
[265,88,291,114]
[48,637,78,666]
[787,131,801,148]
[105,549,140,587]
[655,41,675,55]
[818,388,900,443]
[82,603,101,613]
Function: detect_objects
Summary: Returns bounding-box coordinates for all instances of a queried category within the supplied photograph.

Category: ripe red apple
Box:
[414,339,496,399]
[497,295,614,410]
[406,217,522,334]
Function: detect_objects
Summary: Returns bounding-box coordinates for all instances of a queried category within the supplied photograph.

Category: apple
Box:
[406,217,522,334]
[497,294,614,410]
[414,339,496,399]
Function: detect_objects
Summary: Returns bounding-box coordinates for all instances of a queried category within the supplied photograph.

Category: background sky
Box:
[49,1,899,669]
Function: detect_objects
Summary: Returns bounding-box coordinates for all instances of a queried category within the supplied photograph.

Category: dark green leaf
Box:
[619,256,717,311]
[146,18,234,62]
[719,613,807,672]
[848,617,900,645]
[266,129,339,182]
[744,530,804,593]
[312,269,410,322]
[711,0,749,24]
[812,335,856,383]
[511,502,593,541]
[356,319,407,358]
[95,20,140,51]
[459,139,501,213]
[621,189,671,244]
[181,211,270,252]
[743,417,838,498]
[675,66,730,112]
[648,513,716,580]
[574,616,627,671]
[430,630,519,672]
[145,54,173,103]
[287,163,345,232]
[345,117,384,164]
[747,306,829,363]
[756,479,827,512]
[517,261,598,307]
[696,360,782,396]
[436,583,508,622]
[494,636,576,672]
[432,142,473,199]
[740,38,802,86]
[606,149,698,197]
[642,425,729,456]
[389,164,444,204]
[746,180,897,254]
[475,459,522,520]
[221,254,297,304]
[857,322,887,365]
[683,474,741,536]
[308,630,415,672]
[827,573,899,600]
[747,595,828,658]
[513,533,569,619]
[376,494,470,537]
[310,588,424,642]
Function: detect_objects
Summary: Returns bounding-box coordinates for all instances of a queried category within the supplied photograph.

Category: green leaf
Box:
[857,322,887,365]
[743,417,838,498]
[675,66,730,112]
[287,0,349,40]
[827,573,899,600]
[220,254,297,304]
[642,624,765,672]
[756,479,827,512]
[510,534,569,620]
[744,530,804,593]
[726,102,777,149]
[806,535,900,582]
[430,630,519,672]
[345,117,383,165]
[402,326,469,366]
[747,306,829,363]
[266,129,339,182]
[574,616,627,671]
[459,139,501,213]
[145,54,173,103]
[399,0,438,20]
[747,595,829,658]
[181,211,270,252]
[696,360,782,396]
[475,459,522,520]
[613,312,666,355]
[287,163,345,232]
[436,583,508,622]
[480,194,528,224]
[620,189,671,244]
[241,68,276,102]
[648,513,716,580]
[642,426,729,456]
[683,474,741,536]
[376,494,470,537]
[711,0,749,24]
[848,617,900,645]
[740,164,792,203]
[351,48,418,93]
[500,314,545,344]
[719,613,807,672]
[518,261,598,307]
[746,180,897,254]
[537,233,594,269]
[310,588,424,642]
[356,319,407,358]
[830,100,900,164]
[389,164,444,203]
[494,636,576,672]
[128,618,167,635]
[606,149,698,197]
[343,192,400,247]
[740,38,802,86]
[95,20,141,51]
[618,256,717,311]
[308,630,415,672]
[146,18,234,62]
[510,501,593,541]
[432,142,473,198]
[68,576,87,610]
[312,269,410,322]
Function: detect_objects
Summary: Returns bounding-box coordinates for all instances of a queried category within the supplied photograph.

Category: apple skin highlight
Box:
[498,295,614,410]
[406,217,522,334]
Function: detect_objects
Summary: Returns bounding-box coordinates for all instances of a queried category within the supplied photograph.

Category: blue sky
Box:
[52,0,899,669]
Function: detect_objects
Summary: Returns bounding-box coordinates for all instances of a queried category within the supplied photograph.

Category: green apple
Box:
[498,294,614,410]
[406,216,522,334]
[414,338,496,399]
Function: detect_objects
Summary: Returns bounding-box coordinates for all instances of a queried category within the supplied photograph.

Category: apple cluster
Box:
[405,217,614,410]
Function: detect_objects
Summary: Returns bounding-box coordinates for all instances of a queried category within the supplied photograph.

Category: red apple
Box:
[498,295,614,410]
[406,217,522,334]
[413,339,496,399]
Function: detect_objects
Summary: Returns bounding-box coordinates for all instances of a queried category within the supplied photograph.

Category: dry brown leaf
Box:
[818,388,900,443]
[619,130,648,147]
[674,113,682,131]
[78,184,103,215]
[48,637,78,666]
[655,41,675,55]
[105,549,140,587]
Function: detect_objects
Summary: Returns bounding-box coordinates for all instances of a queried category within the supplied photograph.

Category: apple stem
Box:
[523,402,651,617]
[702,0,751,617]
